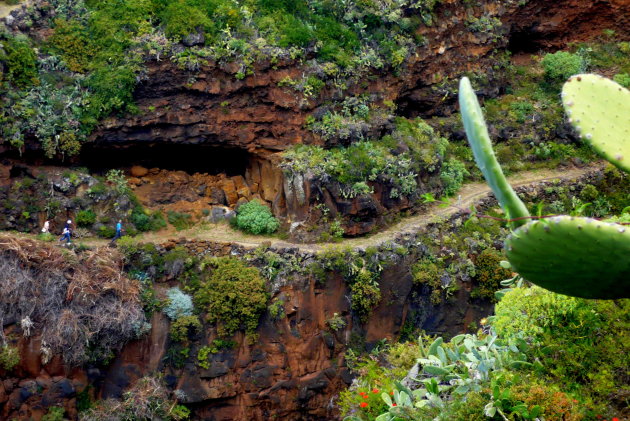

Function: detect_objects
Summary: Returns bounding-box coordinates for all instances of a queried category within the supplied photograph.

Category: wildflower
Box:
[390,391,395,395]
[360,402,368,408]
[480,318,487,326]
[372,388,379,394]
[363,395,368,400]
[612,418,619,421]
[392,403,397,407]
[572,399,578,403]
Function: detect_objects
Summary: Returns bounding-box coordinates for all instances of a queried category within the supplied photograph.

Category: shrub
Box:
[169,315,201,342]
[76,209,97,227]
[193,257,268,336]
[493,287,630,409]
[440,158,468,196]
[613,72,630,88]
[0,35,38,88]
[0,345,20,370]
[80,376,189,421]
[42,406,65,421]
[472,248,512,301]
[163,288,194,320]
[326,313,346,331]
[167,211,193,231]
[97,225,116,238]
[234,200,279,235]
[541,51,585,84]
[132,208,167,232]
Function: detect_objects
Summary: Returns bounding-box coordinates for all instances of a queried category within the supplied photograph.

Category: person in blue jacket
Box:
[110,220,123,245]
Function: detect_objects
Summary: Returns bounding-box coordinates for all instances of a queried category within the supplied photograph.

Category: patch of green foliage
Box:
[440,158,468,196]
[42,406,65,421]
[283,117,447,199]
[193,257,269,337]
[169,315,202,342]
[493,287,629,416]
[316,246,384,321]
[471,248,512,301]
[234,200,279,235]
[0,34,38,88]
[167,211,193,231]
[0,345,20,371]
[76,209,97,227]
[541,51,585,86]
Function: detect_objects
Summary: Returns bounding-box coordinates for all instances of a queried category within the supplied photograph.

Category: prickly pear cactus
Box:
[562,74,630,172]
[459,77,530,228]
[505,216,630,299]
[459,75,630,299]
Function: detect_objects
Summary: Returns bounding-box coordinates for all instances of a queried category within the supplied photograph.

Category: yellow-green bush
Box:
[193,257,268,336]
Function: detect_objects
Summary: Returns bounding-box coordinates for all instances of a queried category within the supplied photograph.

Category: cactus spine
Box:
[459,75,630,299]
[458,77,530,228]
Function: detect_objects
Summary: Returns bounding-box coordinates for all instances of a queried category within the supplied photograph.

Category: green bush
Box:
[493,287,630,409]
[169,315,202,342]
[42,406,65,421]
[97,225,116,238]
[132,207,166,232]
[471,248,512,301]
[76,209,97,227]
[235,200,279,235]
[193,257,268,336]
[0,35,38,88]
[440,158,468,196]
[541,51,585,84]
[613,72,630,88]
[0,345,20,370]
[167,211,193,231]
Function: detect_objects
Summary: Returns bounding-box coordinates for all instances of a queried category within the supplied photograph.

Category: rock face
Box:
[0,250,485,421]
[85,0,629,238]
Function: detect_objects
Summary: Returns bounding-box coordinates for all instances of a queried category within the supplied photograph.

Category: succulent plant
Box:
[458,74,630,299]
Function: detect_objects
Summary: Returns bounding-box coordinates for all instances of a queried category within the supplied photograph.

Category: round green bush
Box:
[541,51,585,84]
[76,209,97,227]
[235,200,279,235]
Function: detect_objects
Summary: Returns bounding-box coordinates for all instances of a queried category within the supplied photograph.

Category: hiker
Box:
[110,220,123,245]
[59,226,71,244]
[65,219,72,230]
[41,220,50,233]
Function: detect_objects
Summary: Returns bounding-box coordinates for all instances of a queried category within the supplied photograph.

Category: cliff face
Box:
[0,168,612,420]
[85,0,629,238]
[0,245,484,421]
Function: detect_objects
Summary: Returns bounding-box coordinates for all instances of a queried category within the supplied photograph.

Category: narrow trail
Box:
[72,164,604,253]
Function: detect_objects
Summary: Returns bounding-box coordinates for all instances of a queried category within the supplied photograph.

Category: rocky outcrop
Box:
[83,0,629,237]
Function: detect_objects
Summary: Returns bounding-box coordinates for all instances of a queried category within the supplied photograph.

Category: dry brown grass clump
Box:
[0,235,147,366]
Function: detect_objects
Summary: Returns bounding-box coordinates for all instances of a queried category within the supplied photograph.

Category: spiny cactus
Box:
[459,78,530,229]
[505,216,630,299]
[458,75,630,299]
[562,74,630,172]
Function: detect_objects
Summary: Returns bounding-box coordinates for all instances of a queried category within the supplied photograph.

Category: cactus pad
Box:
[459,77,530,227]
[505,216,630,299]
[562,74,630,172]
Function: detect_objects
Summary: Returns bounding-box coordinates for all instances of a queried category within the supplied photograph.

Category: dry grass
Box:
[0,235,146,366]
[80,375,181,421]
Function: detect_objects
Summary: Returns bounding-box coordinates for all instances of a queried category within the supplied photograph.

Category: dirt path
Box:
[0,1,22,18]
[71,164,603,253]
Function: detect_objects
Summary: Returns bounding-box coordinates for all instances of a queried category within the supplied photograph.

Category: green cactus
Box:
[562,74,630,172]
[458,77,530,228]
[458,75,630,299]
[505,216,630,299]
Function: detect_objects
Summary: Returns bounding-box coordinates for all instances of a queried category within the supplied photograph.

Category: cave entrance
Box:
[79,143,282,212]
[507,28,544,55]
[80,143,249,176]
